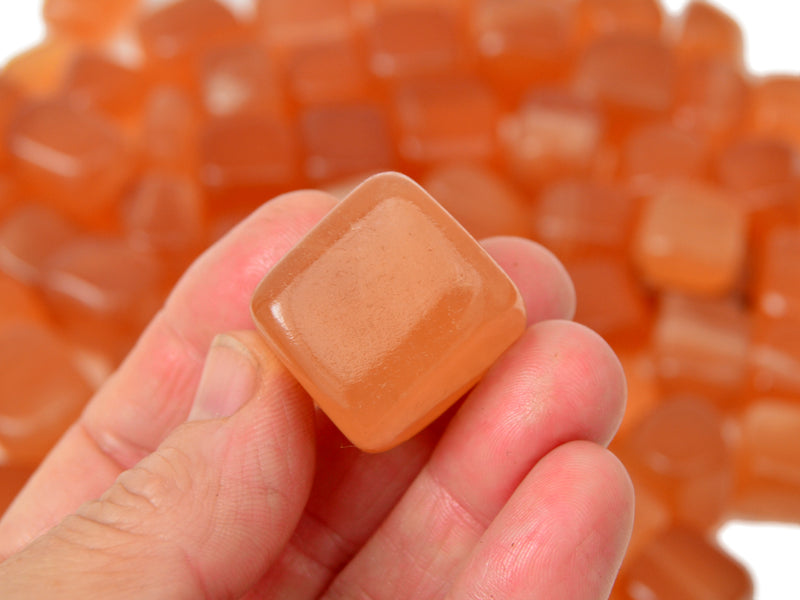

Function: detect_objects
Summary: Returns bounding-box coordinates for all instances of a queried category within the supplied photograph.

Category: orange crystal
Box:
[250,172,526,452]
[754,226,800,323]
[749,75,800,152]
[749,317,800,398]
[575,0,663,43]
[675,1,744,67]
[44,0,138,42]
[0,272,50,334]
[619,526,753,600]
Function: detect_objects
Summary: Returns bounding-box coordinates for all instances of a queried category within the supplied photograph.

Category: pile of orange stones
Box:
[1,0,799,597]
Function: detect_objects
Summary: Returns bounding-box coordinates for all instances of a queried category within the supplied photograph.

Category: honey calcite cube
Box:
[749,317,800,398]
[733,400,800,522]
[749,76,800,152]
[652,294,749,406]
[44,0,138,42]
[675,1,744,67]
[620,396,734,531]
[7,101,132,227]
[251,172,526,452]
[0,322,92,465]
[0,466,34,515]
[0,175,18,219]
[0,79,24,165]
[299,103,394,184]
[754,226,800,322]
[421,162,531,240]
[200,43,285,119]
[257,0,354,55]
[2,39,75,98]
[632,181,746,297]
[616,351,659,438]
[575,0,663,43]
[142,86,199,173]
[392,76,499,169]
[0,272,50,334]
[618,526,753,600]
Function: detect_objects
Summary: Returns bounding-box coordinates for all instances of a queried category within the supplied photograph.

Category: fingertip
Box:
[481,236,577,324]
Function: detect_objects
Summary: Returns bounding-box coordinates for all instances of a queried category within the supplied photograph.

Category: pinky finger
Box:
[447,441,633,600]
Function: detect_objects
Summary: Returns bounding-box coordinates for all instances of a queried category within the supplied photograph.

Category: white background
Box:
[1,1,799,598]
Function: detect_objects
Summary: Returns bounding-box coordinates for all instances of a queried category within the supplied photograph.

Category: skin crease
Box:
[0,191,633,599]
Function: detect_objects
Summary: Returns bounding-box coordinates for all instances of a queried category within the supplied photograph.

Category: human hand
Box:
[0,190,633,599]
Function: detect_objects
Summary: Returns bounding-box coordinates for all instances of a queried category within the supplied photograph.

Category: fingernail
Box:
[188,334,258,421]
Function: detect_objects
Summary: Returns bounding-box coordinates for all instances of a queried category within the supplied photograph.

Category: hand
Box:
[0,190,633,599]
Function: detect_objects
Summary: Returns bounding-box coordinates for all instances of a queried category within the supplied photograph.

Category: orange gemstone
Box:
[715,137,799,239]
[619,526,753,600]
[674,58,750,147]
[256,0,354,55]
[42,237,164,362]
[0,466,33,515]
[0,175,18,219]
[0,205,78,285]
[749,76,800,152]
[0,78,24,166]
[621,397,733,530]
[652,294,749,405]
[500,89,603,189]
[472,0,576,99]
[0,322,92,465]
[2,39,75,98]
[392,76,499,169]
[142,86,200,173]
[566,256,651,348]
[299,103,395,184]
[7,100,132,227]
[121,171,206,257]
[366,5,465,81]
[632,181,746,296]
[200,43,286,118]
[421,162,531,240]
[44,0,138,41]
[754,226,800,322]
[250,172,526,452]
[285,37,374,106]
[623,480,670,567]
[574,33,674,136]
[749,317,800,398]
[622,122,707,194]
[0,272,50,334]
[575,0,663,42]
[616,351,660,438]
[675,1,743,67]
[200,115,300,209]
[733,400,800,522]
[59,51,148,124]
[533,178,636,258]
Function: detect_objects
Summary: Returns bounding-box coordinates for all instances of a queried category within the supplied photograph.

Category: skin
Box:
[0,190,633,599]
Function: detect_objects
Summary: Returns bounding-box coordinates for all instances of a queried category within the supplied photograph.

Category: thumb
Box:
[0,331,316,600]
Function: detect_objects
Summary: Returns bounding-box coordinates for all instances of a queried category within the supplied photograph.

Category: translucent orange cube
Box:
[575,0,663,43]
[251,172,526,452]
[142,86,200,173]
[44,0,138,41]
[749,317,800,398]
[0,272,50,334]
[0,78,23,166]
[754,226,800,322]
[632,181,746,296]
[675,1,743,67]
[749,76,800,152]
[256,0,354,56]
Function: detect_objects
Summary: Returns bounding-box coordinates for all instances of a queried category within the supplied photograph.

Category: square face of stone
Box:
[251,172,525,452]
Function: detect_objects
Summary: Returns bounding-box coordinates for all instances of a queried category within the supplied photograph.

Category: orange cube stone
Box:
[623,480,671,566]
[0,322,92,465]
[59,51,148,124]
[7,101,132,227]
[421,162,531,240]
[392,76,499,169]
[616,351,660,438]
[618,527,753,600]
[256,0,354,55]
[715,137,799,239]
[733,400,800,522]
[675,1,743,67]
[0,205,78,285]
[652,294,749,405]
[472,0,576,99]
[0,175,18,219]
[121,171,206,257]
[200,115,299,209]
[285,37,374,106]
[620,397,733,530]
[0,466,34,515]
[674,58,750,148]
[0,78,23,165]
[622,122,707,194]
[754,226,800,322]
[573,33,674,136]
[533,179,636,258]
[250,172,526,452]
[749,76,800,152]
[44,0,138,42]
[575,0,663,43]
[366,5,465,81]
[0,272,50,334]
[566,256,651,349]
[200,43,285,118]
[2,39,75,98]
[299,103,394,184]
[749,317,800,398]
[142,86,199,173]
[500,90,604,189]
[632,181,746,296]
